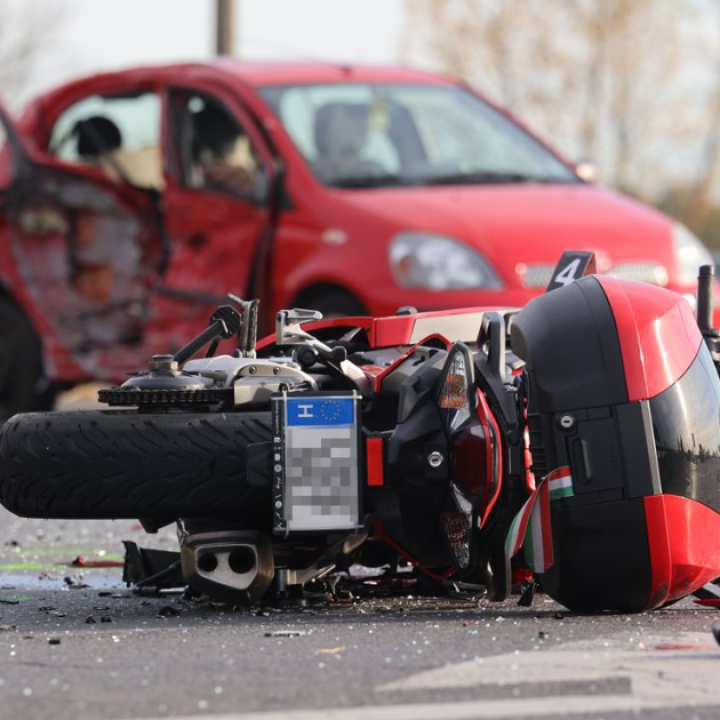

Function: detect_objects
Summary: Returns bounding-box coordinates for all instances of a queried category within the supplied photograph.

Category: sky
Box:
[19,0,410,106]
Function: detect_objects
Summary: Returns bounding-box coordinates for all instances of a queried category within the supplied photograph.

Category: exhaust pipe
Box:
[179,529,274,605]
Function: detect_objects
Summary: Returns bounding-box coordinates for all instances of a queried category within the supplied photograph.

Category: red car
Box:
[0,60,713,420]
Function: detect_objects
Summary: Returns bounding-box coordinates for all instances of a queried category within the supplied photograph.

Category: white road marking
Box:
[124,632,720,720]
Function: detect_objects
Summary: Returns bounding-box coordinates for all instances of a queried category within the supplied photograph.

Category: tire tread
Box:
[0,410,273,520]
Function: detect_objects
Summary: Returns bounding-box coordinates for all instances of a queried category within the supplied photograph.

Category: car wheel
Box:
[0,300,53,424]
[304,290,367,319]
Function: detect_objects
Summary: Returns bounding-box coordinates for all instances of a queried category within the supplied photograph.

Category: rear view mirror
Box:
[437,342,476,433]
[574,159,596,182]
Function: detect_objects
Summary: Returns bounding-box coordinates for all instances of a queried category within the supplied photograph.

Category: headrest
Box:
[192,105,239,157]
[74,116,122,157]
[314,103,369,158]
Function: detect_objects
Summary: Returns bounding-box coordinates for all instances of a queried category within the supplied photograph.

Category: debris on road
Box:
[70,555,124,569]
[264,630,307,638]
[158,605,181,617]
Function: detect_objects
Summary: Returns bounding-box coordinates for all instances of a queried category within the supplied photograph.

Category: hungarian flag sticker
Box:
[505,467,573,574]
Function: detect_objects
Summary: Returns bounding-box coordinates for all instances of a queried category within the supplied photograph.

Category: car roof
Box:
[211,59,456,87]
[42,59,458,96]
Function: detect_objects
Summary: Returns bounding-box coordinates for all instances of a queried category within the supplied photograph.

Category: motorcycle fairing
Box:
[256,307,518,354]
[598,276,702,402]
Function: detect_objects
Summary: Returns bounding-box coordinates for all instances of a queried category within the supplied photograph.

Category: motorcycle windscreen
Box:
[649,342,720,512]
[3,166,163,377]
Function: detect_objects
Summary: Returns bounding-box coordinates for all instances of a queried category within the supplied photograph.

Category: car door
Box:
[0,95,167,380]
[158,87,276,338]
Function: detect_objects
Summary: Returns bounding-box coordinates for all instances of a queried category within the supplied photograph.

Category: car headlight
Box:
[672,223,714,286]
[389,232,503,290]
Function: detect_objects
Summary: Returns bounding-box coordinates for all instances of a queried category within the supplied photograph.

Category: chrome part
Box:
[428,450,444,468]
[559,415,575,430]
[182,355,317,407]
[275,531,368,595]
[178,528,274,605]
[148,354,179,372]
[276,308,370,394]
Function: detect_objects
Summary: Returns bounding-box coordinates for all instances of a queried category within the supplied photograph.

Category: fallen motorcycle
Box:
[2,252,720,612]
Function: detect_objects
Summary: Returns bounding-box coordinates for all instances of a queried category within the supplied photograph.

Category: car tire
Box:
[0,409,273,521]
[0,299,53,425]
[304,290,367,319]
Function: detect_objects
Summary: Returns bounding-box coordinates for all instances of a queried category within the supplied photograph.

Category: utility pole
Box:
[215,0,235,56]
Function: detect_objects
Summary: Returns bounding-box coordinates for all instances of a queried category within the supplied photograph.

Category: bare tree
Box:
[0,1,65,109]
[401,0,700,198]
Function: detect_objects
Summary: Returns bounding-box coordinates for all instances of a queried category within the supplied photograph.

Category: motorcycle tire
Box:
[0,410,273,521]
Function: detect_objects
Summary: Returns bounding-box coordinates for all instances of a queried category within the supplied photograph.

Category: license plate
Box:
[272,392,361,534]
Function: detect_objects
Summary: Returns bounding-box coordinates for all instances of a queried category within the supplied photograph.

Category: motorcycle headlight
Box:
[672,223,714,287]
[389,232,503,290]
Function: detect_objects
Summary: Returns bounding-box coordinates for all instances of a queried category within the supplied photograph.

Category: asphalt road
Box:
[0,388,719,720]
[1,506,720,720]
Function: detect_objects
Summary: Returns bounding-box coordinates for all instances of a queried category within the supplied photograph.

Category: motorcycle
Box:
[2,252,720,612]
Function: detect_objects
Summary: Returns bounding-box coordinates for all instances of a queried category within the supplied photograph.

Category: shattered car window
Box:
[48,92,164,190]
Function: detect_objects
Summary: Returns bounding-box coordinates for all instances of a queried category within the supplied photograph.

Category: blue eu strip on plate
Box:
[286,397,355,427]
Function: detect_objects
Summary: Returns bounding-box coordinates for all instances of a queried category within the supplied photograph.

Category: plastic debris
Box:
[158,606,181,617]
[70,555,124,569]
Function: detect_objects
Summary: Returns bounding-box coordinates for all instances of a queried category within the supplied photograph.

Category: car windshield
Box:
[259,83,579,188]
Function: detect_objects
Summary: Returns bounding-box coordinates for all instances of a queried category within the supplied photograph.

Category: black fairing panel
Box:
[539,499,652,613]
[511,277,628,413]
[385,361,454,568]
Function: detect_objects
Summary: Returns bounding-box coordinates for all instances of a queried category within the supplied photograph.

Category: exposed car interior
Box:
[171,92,261,200]
[48,92,165,190]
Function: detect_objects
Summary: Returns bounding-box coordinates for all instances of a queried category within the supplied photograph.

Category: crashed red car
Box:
[0,60,713,420]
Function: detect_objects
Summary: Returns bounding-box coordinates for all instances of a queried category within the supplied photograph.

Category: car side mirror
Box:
[574,160,596,182]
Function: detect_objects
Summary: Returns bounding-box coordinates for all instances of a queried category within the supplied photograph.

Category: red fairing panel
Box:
[644,494,720,609]
[597,277,702,402]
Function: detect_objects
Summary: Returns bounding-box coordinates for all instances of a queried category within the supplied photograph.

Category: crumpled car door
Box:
[0,98,167,380]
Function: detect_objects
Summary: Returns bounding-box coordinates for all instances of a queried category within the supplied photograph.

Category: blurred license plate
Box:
[272,392,361,534]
